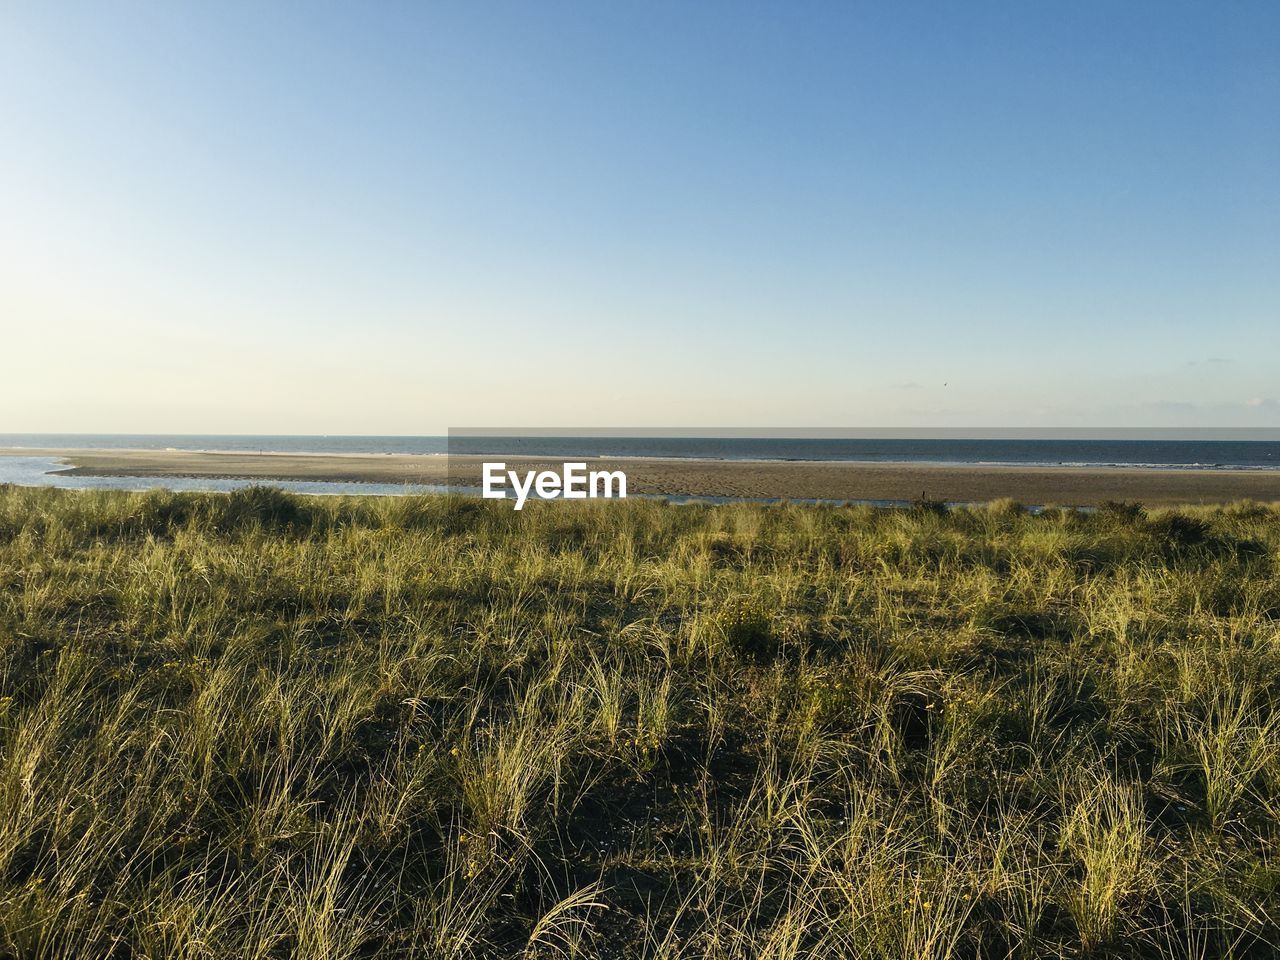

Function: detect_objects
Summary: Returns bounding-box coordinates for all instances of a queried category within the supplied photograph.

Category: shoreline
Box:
[4,444,1280,470]
[5,447,1280,506]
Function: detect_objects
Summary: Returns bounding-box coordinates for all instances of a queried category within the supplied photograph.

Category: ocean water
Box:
[2,433,1279,469]
[444,435,1280,468]
[0,434,452,456]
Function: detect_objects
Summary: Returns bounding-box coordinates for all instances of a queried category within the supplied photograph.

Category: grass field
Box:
[1,485,1278,958]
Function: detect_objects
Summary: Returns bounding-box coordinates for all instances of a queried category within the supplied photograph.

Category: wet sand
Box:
[5,447,1280,506]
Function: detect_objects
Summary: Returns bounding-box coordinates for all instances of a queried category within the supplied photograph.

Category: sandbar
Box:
[4,447,1280,506]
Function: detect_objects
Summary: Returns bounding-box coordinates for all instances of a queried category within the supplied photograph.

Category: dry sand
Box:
[5,447,1280,506]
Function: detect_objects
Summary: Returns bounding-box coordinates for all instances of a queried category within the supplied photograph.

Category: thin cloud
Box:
[1131,398,1280,417]
[1139,400,1198,414]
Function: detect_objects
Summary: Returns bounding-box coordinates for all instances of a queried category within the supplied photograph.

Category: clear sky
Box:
[2,1,1277,433]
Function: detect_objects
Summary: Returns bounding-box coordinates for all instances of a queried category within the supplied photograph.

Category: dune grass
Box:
[0,485,1278,958]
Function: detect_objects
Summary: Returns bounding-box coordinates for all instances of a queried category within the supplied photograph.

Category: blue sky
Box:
[2,1,1277,432]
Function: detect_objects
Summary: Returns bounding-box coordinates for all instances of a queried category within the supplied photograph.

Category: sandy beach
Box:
[5,447,1280,506]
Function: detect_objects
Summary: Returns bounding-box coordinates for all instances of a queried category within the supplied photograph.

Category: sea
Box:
[1,433,1278,502]
[1,433,1279,467]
